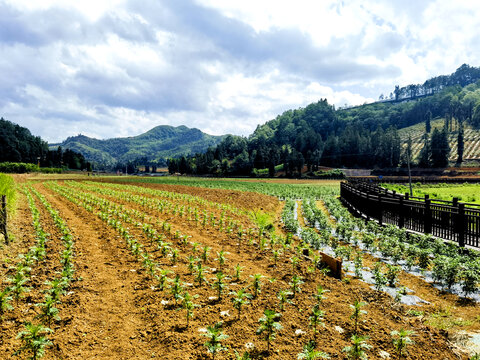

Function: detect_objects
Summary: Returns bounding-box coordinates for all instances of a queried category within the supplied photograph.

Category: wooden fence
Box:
[340,182,480,249]
[0,195,7,240]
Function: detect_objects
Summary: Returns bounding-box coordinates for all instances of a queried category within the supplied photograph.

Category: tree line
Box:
[168,65,480,176]
[0,118,91,171]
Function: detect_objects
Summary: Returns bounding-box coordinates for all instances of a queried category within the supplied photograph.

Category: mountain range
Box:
[50,125,225,168]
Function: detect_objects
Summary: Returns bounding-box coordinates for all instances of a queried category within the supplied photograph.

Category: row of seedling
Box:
[10,187,76,360]
[323,196,480,298]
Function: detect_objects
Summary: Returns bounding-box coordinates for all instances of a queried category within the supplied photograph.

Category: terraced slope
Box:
[399,119,480,163]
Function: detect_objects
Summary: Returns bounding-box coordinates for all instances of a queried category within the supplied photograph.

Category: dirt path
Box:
[36,184,155,359]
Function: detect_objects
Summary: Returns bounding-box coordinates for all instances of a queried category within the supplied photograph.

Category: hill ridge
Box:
[50,124,226,168]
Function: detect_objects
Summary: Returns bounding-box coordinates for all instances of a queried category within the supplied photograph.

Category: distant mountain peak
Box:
[51,124,226,168]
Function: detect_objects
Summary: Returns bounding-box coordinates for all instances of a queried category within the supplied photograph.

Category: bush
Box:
[0,162,62,174]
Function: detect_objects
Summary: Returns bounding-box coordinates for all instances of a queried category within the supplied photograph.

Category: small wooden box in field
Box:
[320,252,342,279]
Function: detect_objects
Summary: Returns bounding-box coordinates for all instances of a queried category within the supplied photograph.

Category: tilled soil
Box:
[0,179,473,359]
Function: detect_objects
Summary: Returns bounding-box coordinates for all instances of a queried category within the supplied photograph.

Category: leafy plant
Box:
[432,255,459,290]
[391,328,415,360]
[155,269,172,291]
[350,300,367,335]
[211,271,228,301]
[289,275,304,298]
[14,322,53,360]
[313,285,329,307]
[201,246,210,263]
[0,288,13,317]
[277,289,293,311]
[272,249,280,267]
[216,250,227,269]
[460,261,480,297]
[250,274,263,298]
[353,252,363,279]
[291,256,300,273]
[372,262,387,291]
[202,322,229,359]
[309,305,325,340]
[343,334,371,360]
[256,309,282,353]
[385,264,401,288]
[233,263,242,282]
[35,295,60,326]
[187,255,196,274]
[195,262,208,287]
[180,291,199,328]
[297,340,330,359]
[169,274,184,305]
[417,248,431,270]
[234,350,252,360]
[8,271,30,302]
[230,288,252,319]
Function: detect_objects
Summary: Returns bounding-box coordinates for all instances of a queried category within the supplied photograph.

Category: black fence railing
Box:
[340,182,480,249]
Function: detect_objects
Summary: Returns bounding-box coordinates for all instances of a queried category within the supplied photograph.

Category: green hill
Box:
[50,125,226,168]
[173,64,480,175]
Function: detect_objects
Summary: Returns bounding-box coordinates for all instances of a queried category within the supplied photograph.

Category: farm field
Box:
[0,175,478,359]
[383,183,480,205]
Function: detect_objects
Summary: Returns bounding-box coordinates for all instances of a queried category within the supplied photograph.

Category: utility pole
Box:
[406,136,413,197]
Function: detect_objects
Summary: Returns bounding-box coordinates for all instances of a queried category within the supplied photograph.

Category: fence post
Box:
[458,203,465,248]
[365,193,370,221]
[378,194,383,226]
[424,195,432,234]
[0,195,6,241]
[399,196,404,228]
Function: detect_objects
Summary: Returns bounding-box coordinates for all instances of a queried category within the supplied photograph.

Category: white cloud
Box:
[1,0,480,143]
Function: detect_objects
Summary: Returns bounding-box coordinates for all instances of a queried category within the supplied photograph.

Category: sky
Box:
[1,0,480,142]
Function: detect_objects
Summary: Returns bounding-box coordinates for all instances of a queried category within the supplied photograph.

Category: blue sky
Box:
[1,0,480,142]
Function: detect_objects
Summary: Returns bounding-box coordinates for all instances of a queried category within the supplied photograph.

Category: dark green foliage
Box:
[0,118,88,170]
[0,118,48,164]
[169,64,480,174]
[430,128,450,168]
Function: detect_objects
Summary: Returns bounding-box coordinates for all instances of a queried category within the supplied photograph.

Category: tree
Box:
[394,85,400,101]
[425,110,432,133]
[430,128,450,167]
[457,122,464,165]
[417,133,431,168]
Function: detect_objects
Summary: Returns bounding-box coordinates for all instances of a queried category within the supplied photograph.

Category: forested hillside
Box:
[0,118,89,170]
[52,125,225,169]
[170,64,480,176]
